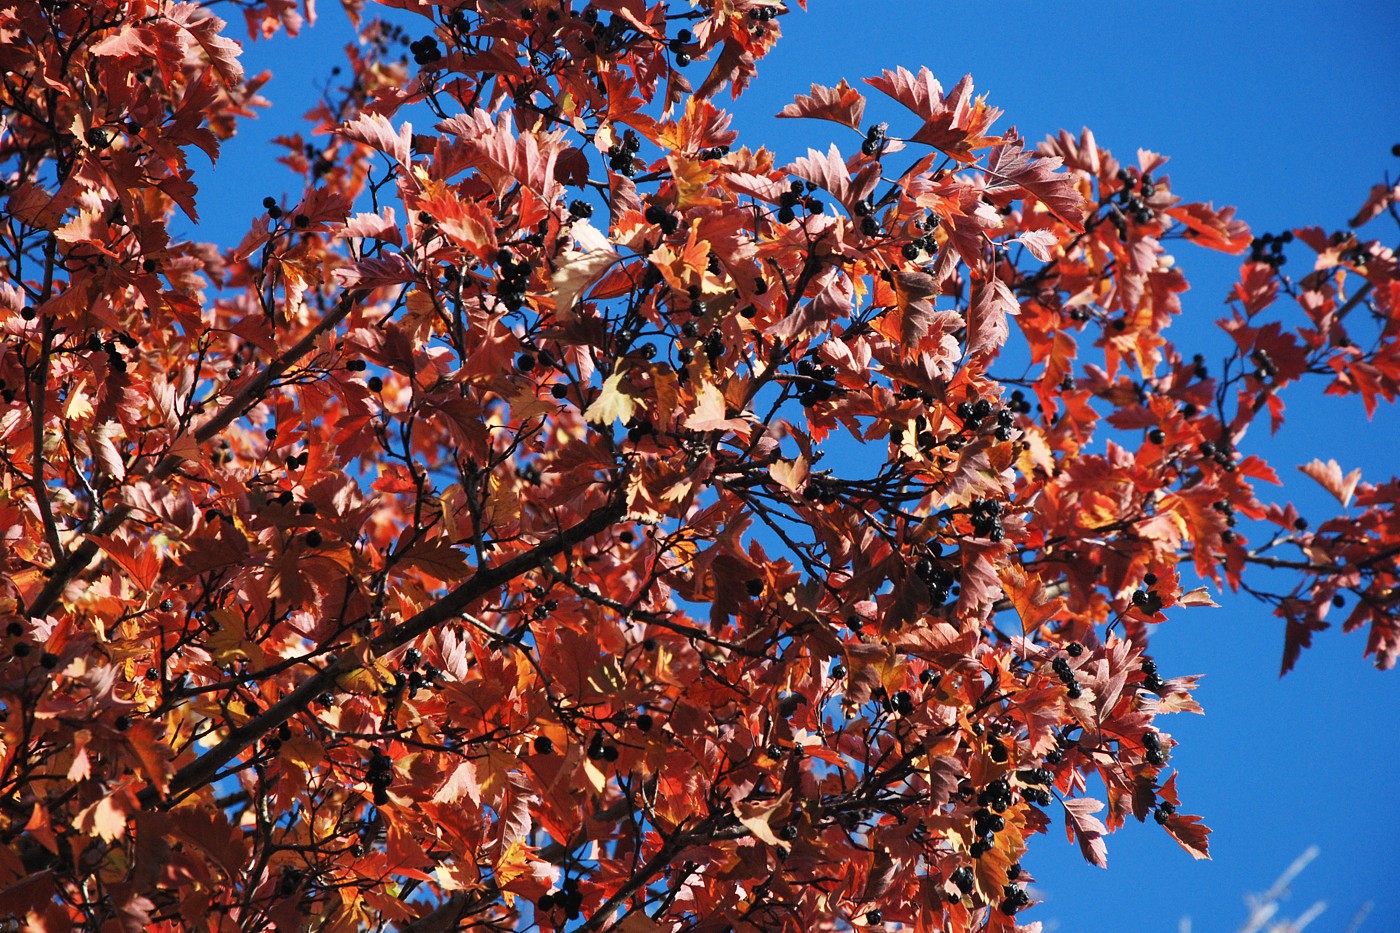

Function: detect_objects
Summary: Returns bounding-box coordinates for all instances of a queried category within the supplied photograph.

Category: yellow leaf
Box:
[509,384,554,423]
[581,757,607,794]
[667,153,721,210]
[734,790,791,848]
[75,787,135,842]
[280,735,325,771]
[63,377,94,423]
[494,838,529,889]
[584,370,637,426]
[206,608,263,671]
[769,456,808,493]
[552,220,619,319]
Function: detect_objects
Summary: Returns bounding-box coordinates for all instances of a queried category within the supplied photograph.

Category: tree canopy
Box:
[0,1,1396,930]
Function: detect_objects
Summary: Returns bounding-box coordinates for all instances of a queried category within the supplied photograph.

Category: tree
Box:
[0,0,1395,929]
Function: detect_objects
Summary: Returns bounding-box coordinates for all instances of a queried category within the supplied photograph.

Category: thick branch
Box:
[25,289,364,620]
[141,495,625,807]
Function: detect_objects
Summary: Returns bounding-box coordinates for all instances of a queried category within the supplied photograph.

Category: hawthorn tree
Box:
[0,0,1396,930]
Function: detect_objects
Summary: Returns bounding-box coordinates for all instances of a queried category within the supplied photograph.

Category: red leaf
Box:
[167,3,244,88]
[967,277,1018,357]
[777,79,865,130]
[1063,797,1109,868]
[1348,182,1399,228]
[1163,812,1212,860]
[554,146,590,188]
[1013,229,1059,262]
[864,69,1002,160]
[985,129,1087,232]
[333,253,418,291]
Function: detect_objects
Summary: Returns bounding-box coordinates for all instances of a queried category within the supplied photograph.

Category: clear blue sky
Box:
[204,3,1400,930]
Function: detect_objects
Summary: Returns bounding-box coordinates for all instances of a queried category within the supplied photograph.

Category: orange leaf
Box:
[777,79,865,130]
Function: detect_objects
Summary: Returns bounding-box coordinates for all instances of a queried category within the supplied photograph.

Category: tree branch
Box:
[141,495,625,807]
[25,289,365,620]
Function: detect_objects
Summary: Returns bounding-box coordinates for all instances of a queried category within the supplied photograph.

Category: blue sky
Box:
[203,2,1400,930]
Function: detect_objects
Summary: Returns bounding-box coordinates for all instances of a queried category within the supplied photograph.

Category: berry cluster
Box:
[1153,800,1176,825]
[967,498,1005,542]
[537,877,585,921]
[948,865,975,899]
[1016,767,1052,786]
[1000,884,1032,915]
[795,357,839,406]
[954,395,986,426]
[586,731,619,762]
[1140,657,1165,694]
[295,140,336,179]
[1052,654,1082,699]
[566,198,593,219]
[495,249,533,311]
[955,395,1021,443]
[695,144,730,161]
[1197,439,1236,472]
[85,332,137,374]
[748,4,780,21]
[777,180,823,223]
[409,35,442,66]
[643,203,680,234]
[912,554,957,605]
[1248,230,1292,268]
[973,806,1005,840]
[1249,348,1279,384]
[665,28,693,60]
[873,687,915,717]
[978,778,1013,814]
[900,213,940,260]
[853,197,881,236]
[1325,230,1375,267]
[1115,168,1156,223]
[860,123,887,157]
[1131,587,1163,615]
[801,476,840,506]
[1143,729,1165,766]
[366,748,394,806]
[1021,785,1053,806]
[398,645,439,696]
[607,128,641,176]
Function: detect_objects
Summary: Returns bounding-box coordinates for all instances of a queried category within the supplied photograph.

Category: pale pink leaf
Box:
[1013,229,1058,262]
[966,278,1018,357]
[1177,587,1219,608]
[1299,458,1361,508]
[338,112,411,165]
